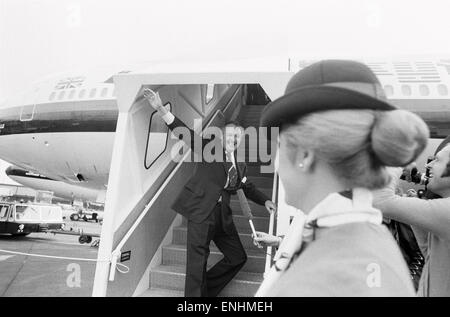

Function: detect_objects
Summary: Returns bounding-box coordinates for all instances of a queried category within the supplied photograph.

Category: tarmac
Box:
[0,220,101,297]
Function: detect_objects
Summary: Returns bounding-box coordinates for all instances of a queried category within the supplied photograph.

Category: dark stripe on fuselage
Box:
[5,166,55,181]
[0,108,118,135]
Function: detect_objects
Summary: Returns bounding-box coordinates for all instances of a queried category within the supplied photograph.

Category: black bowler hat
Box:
[260,60,397,129]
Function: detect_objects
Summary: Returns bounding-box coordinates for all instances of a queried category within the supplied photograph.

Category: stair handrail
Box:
[264,170,278,277]
[109,108,226,281]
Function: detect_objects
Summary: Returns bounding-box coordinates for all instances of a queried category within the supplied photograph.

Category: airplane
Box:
[0,58,448,208]
[0,67,118,203]
[0,64,245,204]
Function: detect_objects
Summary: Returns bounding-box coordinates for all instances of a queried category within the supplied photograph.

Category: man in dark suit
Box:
[144,89,276,297]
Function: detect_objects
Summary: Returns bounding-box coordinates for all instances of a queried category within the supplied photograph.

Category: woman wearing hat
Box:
[255,60,429,296]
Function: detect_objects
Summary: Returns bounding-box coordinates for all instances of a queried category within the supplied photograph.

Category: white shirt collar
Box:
[306,188,383,227]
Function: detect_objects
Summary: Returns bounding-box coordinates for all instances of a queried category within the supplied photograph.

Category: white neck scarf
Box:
[306,187,382,228]
[255,187,382,297]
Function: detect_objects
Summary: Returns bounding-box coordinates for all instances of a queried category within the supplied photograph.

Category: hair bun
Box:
[371,110,429,166]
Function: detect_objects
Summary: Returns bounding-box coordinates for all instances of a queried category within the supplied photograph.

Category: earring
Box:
[299,163,304,168]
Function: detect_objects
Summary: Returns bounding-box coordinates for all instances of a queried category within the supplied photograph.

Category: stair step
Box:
[242,105,267,109]
[246,165,274,176]
[162,244,266,273]
[178,210,271,235]
[241,112,263,115]
[150,265,263,296]
[230,200,271,217]
[233,214,269,231]
[173,226,268,250]
[243,176,273,188]
[140,288,184,297]
[240,117,263,121]
[181,212,269,225]
[239,187,271,197]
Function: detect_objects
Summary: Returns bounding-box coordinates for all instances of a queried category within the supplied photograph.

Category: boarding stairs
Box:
[141,104,274,297]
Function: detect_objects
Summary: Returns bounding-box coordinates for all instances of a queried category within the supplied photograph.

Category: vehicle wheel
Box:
[71,214,79,221]
[79,235,92,244]
[83,216,88,222]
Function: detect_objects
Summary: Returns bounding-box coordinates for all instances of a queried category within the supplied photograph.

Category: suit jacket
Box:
[168,116,270,224]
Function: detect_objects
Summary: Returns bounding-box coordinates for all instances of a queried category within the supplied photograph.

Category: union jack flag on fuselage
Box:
[54,76,85,89]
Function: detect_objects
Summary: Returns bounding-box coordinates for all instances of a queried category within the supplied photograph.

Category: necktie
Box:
[226,152,238,190]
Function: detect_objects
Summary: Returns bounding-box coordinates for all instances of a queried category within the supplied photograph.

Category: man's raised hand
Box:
[143,88,168,116]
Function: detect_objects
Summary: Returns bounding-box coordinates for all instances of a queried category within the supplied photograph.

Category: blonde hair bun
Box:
[371,110,429,167]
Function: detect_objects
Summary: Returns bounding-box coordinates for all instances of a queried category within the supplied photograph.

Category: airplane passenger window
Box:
[144,102,172,169]
[68,89,76,99]
[383,85,394,97]
[58,90,66,100]
[437,84,448,96]
[401,85,412,96]
[89,88,97,98]
[419,85,430,96]
[206,84,215,104]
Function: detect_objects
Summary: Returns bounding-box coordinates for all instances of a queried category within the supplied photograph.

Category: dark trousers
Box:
[184,203,247,297]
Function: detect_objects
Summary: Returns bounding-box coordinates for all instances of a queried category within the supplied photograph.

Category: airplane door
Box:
[20,104,35,121]
[20,87,39,121]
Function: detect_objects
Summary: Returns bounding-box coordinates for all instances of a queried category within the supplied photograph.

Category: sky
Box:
[0,0,449,183]
[1,0,450,101]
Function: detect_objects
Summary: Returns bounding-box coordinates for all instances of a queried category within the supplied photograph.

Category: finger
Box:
[143,89,153,97]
